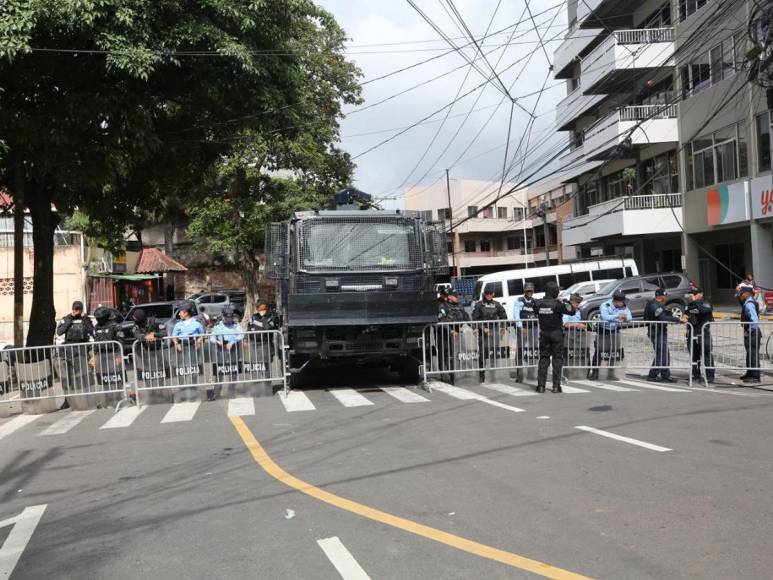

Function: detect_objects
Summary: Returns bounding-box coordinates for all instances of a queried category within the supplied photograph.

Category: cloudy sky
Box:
[316,0,571,203]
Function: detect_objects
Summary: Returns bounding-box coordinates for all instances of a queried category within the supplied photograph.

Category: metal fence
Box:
[562,321,694,384]
[131,329,287,403]
[702,321,772,383]
[0,340,129,408]
[420,319,540,384]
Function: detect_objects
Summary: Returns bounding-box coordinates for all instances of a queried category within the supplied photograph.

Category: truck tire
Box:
[398,358,420,383]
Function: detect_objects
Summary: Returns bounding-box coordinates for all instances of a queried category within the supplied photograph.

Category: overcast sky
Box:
[316,0,570,203]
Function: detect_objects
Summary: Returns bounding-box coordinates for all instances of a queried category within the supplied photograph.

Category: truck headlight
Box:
[325,279,340,290]
[385,278,398,288]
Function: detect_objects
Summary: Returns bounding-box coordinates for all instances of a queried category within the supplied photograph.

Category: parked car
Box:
[578,272,691,321]
[188,290,246,318]
[557,279,616,301]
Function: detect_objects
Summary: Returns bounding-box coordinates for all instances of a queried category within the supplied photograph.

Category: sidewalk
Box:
[713,304,773,321]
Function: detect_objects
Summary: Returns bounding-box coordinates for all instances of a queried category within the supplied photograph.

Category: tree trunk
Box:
[239,250,261,326]
[26,185,60,347]
[13,164,25,347]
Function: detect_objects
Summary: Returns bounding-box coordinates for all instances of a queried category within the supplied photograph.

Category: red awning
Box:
[136,247,188,273]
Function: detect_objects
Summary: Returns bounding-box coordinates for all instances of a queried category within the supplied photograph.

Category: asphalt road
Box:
[1,368,773,579]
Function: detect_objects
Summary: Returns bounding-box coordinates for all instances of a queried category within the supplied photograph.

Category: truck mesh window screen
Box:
[299,216,422,272]
[424,221,449,274]
[265,223,289,279]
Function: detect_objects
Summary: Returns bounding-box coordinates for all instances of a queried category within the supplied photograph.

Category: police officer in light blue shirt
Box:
[738,284,761,382]
[588,291,632,379]
[207,306,244,400]
[562,294,584,327]
[172,302,204,349]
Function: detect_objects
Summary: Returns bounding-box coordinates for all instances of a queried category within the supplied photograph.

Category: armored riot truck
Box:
[265,188,448,385]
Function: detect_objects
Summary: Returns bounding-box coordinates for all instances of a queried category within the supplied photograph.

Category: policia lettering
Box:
[535,282,576,393]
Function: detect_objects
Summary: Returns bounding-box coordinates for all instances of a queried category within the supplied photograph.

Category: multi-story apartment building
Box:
[553,0,685,273]
[678,1,773,304]
[404,179,576,277]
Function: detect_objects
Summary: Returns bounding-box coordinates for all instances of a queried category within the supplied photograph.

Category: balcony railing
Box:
[623,193,682,210]
[616,27,674,45]
[618,104,678,121]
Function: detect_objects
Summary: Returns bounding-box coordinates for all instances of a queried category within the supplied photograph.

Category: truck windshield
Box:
[301,219,420,271]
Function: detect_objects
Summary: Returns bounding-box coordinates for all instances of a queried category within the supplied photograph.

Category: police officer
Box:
[588,291,631,380]
[56,301,95,394]
[513,282,537,328]
[438,290,469,385]
[738,284,761,383]
[681,287,714,383]
[247,300,278,332]
[473,287,507,382]
[247,300,279,380]
[437,289,449,321]
[208,305,244,400]
[535,281,576,393]
[93,307,118,342]
[643,289,679,383]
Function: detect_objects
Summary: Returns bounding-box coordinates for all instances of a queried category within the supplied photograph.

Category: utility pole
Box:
[13,164,24,347]
[445,169,457,277]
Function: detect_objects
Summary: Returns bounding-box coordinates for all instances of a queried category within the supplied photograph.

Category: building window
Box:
[680,55,711,99]
[447,241,454,254]
[506,236,520,250]
[715,243,745,289]
[480,240,491,252]
[479,206,494,219]
[681,33,739,99]
[464,240,476,253]
[688,123,746,190]
[710,44,724,85]
[437,207,451,221]
[418,210,432,222]
[512,207,524,221]
[497,207,508,219]
[605,169,635,198]
[642,151,679,194]
[535,228,545,248]
[467,206,478,218]
[757,111,772,172]
[678,0,706,23]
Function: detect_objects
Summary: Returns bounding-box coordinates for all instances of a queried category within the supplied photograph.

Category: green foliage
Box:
[62,210,127,254]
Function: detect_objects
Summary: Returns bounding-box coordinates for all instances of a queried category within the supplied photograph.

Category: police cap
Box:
[569,293,583,303]
[688,286,702,295]
[222,305,235,317]
[655,288,667,297]
[524,282,535,292]
[178,301,195,313]
[612,291,627,302]
[94,307,111,321]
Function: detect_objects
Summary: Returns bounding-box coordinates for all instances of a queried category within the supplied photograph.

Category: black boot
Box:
[536,385,546,393]
[552,385,562,393]
[206,389,215,401]
[587,369,598,381]
[479,372,486,383]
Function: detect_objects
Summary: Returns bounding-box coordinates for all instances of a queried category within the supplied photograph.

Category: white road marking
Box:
[575,425,672,452]
[617,379,690,393]
[280,391,316,412]
[479,383,538,397]
[558,384,591,394]
[317,536,371,580]
[573,380,637,392]
[40,410,95,436]
[161,401,201,423]
[0,504,47,579]
[328,388,374,408]
[430,382,525,412]
[99,405,145,429]
[227,397,255,417]
[380,386,429,403]
[0,415,40,441]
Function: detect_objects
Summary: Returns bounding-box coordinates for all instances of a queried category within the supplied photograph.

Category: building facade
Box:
[404,179,576,277]
[677,0,773,305]
[554,0,685,273]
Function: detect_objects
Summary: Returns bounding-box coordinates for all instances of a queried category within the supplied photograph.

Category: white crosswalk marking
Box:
[616,379,690,393]
[161,401,201,423]
[40,410,95,436]
[380,386,430,403]
[317,536,371,580]
[280,391,316,412]
[0,414,39,441]
[572,380,638,392]
[329,388,374,408]
[430,382,525,412]
[479,383,538,397]
[227,397,255,417]
[100,406,145,429]
[558,384,591,394]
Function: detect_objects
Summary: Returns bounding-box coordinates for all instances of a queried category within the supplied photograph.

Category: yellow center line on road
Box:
[230,416,592,580]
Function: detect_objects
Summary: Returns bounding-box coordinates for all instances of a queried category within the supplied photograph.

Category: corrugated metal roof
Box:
[136,247,187,273]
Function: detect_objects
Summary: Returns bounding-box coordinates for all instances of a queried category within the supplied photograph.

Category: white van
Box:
[472,259,639,318]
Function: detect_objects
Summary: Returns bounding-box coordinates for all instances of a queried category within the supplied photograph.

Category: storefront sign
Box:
[706,181,749,226]
[750,175,773,219]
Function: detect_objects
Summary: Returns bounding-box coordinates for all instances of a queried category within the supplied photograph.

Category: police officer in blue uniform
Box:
[682,287,714,383]
[588,291,631,380]
[512,283,537,382]
[738,284,761,383]
[643,288,679,383]
[535,282,576,393]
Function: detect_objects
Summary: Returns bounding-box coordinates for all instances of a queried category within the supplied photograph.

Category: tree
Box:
[0,0,360,345]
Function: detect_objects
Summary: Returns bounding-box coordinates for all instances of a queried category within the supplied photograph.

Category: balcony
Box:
[578,0,634,29]
[581,28,675,95]
[583,104,678,160]
[553,25,605,79]
[456,246,574,269]
[562,194,683,246]
[555,83,606,131]
[452,216,537,235]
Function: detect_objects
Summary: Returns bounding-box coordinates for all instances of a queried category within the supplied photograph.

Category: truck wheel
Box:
[398,358,420,383]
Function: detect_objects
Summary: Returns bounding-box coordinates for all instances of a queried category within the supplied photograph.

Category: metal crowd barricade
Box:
[0,340,129,410]
[420,319,539,384]
[702,321,772,384]
[131,329,287,404]
[562,321,694,385]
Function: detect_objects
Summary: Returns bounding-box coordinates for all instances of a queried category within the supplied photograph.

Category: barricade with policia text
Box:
[131,329,287,403]
[0,340,129,411]
[561,320,695,385]
[701,321,772,384]
[420,319,540,383]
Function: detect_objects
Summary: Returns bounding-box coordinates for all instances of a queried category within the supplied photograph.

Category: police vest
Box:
[65,318,88,342]
[94,323,117,343]
[536,299,567,332]
[518,297,537,319]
